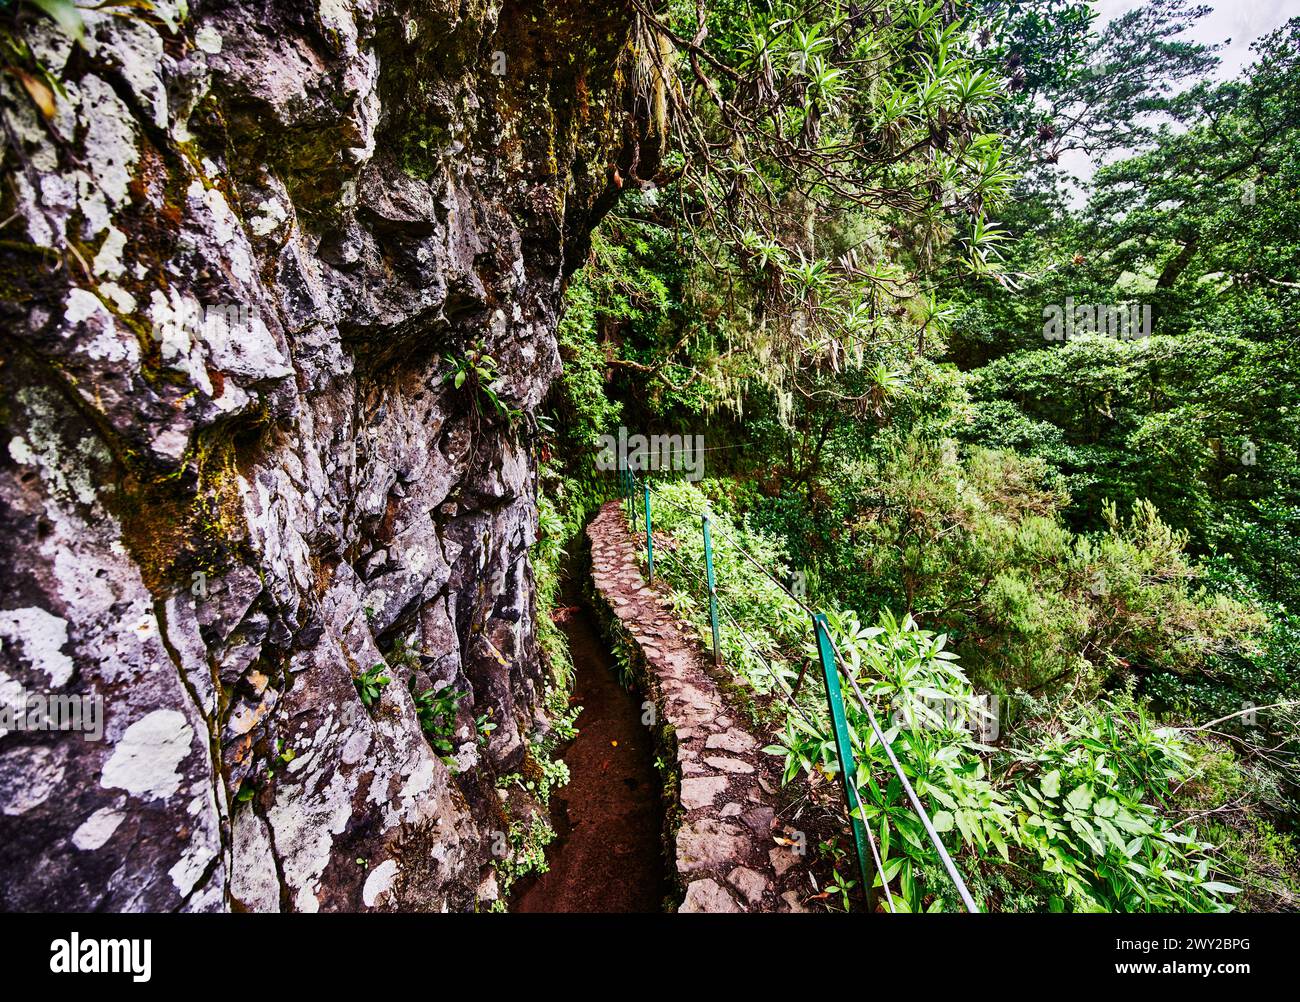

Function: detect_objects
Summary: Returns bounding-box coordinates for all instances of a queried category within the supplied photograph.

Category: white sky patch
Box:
[1055,0,1296,200]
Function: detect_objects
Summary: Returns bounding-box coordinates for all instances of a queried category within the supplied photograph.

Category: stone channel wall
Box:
[586,501,811,913]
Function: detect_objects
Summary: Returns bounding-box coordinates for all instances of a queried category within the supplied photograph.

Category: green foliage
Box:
[443,342,522,425]
[541,1,1299,913]
[492,817,558,891]
[491,752,572,899]
[630,483,1251,912]
[28,0,83,37]
[758,435,1261,695]
[411,682,466,760]
[771,607,1016,912]
[1008,701,1238,912]
[532,490,574,701]
[354,664,391,709]
[638,479,807,698]
[980,0,1219,171]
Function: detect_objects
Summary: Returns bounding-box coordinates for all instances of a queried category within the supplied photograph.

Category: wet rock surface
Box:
[0,1,654,911]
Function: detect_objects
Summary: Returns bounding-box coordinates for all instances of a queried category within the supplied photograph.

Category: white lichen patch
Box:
[7,436,36,468]
[92,16,169,130]
[194,25,224,54]
[71,806,125,850]
[168,793,220,895]
[74,76,140,237]
[267,763,357,914]
[231,810,281,912]
[91,226,128,279]
[199,303,293,381]
[396,757,436,803]
[0,745,67,816]
[250,198,288,236]
[186,180,256,287]
[99,282,138,315]
[361,858,398,907]
[10,387,112,508]
[147,288,214,396]
[24,20,75,81]
[100,709,194,800]
[241,469,316,605]
[64,287,137,365]
[339,729,369,767]
[0,606,75,687]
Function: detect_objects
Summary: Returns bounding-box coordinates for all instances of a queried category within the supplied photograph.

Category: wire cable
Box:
[824,631,980,913]
[617,470,979,912]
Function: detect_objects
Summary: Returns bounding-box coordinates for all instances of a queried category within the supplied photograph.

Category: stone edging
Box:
[586,501,809,912]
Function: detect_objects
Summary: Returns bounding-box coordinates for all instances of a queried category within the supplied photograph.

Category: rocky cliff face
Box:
[0,0,653,911]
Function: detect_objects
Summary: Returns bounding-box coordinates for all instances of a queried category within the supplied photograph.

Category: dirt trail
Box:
[511,590,667,913]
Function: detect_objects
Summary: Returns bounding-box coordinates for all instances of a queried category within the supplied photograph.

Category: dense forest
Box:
[535,0,1300,912]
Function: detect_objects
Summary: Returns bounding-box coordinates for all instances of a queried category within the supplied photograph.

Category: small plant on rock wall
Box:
[549,703,581,743]
[475,708,497,746]
[500,753,571,804]
[495,817,557,889]
[610,635,637,690]
[443,341,522,425]
[412,681,466,760]
[354,664,391,709]
[232,739,295,806]
[273,738,295,769]
[383,635,423,672]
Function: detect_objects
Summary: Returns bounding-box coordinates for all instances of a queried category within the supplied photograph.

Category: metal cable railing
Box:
[824,630,979,913]
[654,516,900,912]
[618,466,979,913]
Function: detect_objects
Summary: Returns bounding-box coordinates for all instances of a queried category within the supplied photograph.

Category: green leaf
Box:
[1065,784,1093,813]
[30,0,85,40]
[1093,796,1119,819]
[931,810,954,833]
[1040,769,1061,798]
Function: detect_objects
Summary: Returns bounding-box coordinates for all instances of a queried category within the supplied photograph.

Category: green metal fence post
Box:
[643,483,654,583]
[702,514,722,665]
[812,613,876,910]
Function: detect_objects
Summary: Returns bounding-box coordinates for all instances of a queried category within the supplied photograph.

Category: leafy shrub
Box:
[630,486,1251,912]
[411,682,466,760]
[354,664,391,709]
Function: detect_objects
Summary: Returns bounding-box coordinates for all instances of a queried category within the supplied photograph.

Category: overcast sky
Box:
[1092,0,1298,80]
[1058,0,1298,192]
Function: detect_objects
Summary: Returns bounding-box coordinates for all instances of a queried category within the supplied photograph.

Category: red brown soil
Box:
[510,594,667,913]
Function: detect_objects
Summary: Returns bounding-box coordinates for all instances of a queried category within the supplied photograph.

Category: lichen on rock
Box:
[0,0,654,911]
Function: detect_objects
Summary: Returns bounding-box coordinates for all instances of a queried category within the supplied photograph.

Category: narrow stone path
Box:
[587,501,809,912]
